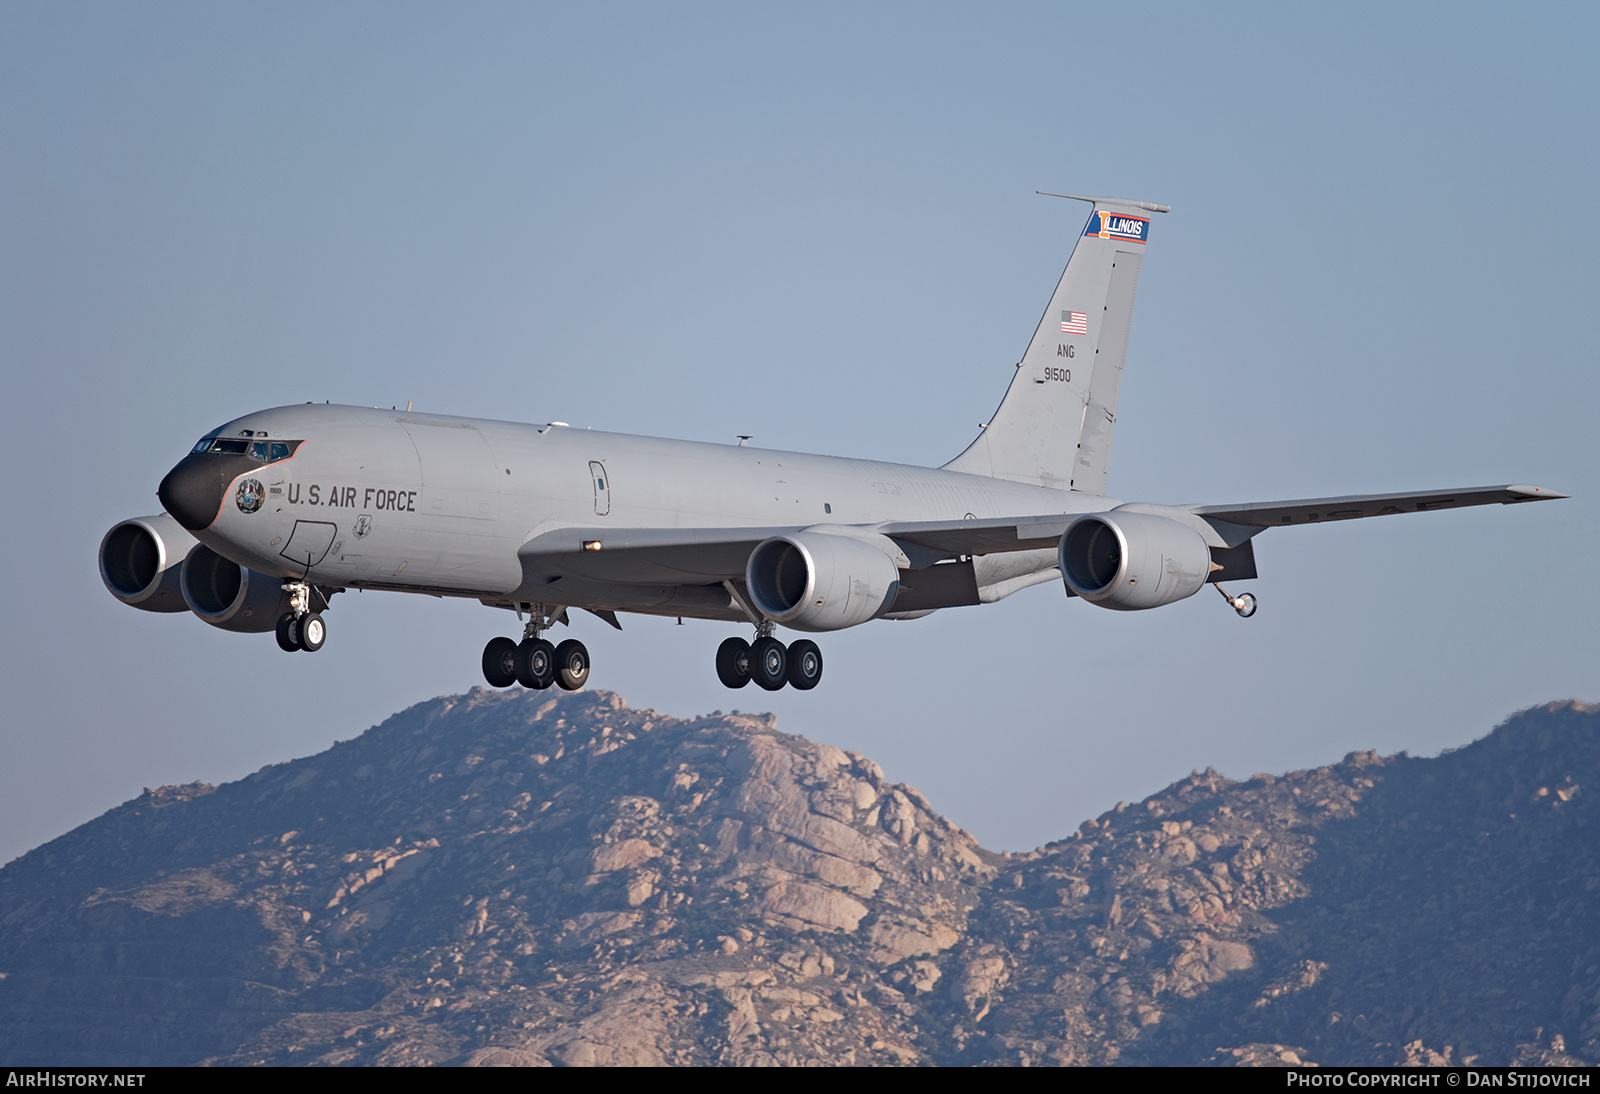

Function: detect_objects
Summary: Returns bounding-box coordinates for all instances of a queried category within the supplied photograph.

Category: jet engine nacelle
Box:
[99,514,198,613]
[180,543,291,633]
[746,530,902,632]
[1059,511,1211,611]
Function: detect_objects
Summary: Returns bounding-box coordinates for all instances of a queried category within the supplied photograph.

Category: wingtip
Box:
[1506,484,1570,501]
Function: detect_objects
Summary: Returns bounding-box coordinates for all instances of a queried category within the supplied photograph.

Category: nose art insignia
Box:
[236,478,265,513]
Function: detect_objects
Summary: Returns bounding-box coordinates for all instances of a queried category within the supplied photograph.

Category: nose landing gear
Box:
[482,604,589,691]
[299,612,327,651]
[276,580,328,652]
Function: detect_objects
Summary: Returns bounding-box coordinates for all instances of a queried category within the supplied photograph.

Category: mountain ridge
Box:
[1,688,1596,1066]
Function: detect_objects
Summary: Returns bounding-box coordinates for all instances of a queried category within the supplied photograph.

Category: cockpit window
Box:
[194,437,302,461]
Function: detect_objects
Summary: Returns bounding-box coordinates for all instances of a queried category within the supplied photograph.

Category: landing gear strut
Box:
[276,580,328,652]
[1215,583,1258,618]
[482,604,588,691]
[715,583,825,691]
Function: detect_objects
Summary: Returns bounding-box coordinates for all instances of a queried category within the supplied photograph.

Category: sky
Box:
[2,2,1595,864]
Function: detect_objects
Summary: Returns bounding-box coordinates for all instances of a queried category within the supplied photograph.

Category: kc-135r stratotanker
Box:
[100,194,1565,692]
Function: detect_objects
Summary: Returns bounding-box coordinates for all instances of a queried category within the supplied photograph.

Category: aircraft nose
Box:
[158,453,239,530]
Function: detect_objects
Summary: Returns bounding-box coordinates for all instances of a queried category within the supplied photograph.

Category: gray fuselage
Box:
[171,403,1111,621]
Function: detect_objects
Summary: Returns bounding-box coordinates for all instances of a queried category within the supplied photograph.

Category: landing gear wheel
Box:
[482,636,518,688]
[516,638,557,690]
[298,613,326,652]
[750,636,788,691]
[716,637,752,689]
[787,640,823,690]
[554,639,590,691]
[276,613,301,652]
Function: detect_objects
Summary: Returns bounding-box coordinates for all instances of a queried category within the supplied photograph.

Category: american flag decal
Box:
[1061,311,1088,335]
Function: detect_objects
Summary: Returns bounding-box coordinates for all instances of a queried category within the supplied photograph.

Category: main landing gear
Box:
[482,604,589,691]
[716,626,823,691]
[276,580,327,652]
[1215,583,1258,618]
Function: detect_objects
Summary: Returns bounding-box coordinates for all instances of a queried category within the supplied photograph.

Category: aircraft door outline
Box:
[590,461,610,517]
[279,520,338,570]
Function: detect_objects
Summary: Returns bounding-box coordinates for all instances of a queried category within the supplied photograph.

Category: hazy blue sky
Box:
[2,2,1594,864]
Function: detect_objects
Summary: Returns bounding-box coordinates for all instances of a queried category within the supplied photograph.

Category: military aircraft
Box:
[99,194,1565,693]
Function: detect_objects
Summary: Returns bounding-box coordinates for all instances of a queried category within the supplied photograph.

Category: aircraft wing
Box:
[1188,484,1566,529]
[517,513,1080,585]
[873,513,1077,559]
[865,484,1567,556]
[516,485,1565,587]
[518,525,794,584]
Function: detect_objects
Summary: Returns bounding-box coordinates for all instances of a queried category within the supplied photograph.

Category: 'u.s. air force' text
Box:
[286,485,417,512]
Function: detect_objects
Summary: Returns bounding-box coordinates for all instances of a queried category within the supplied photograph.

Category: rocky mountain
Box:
[1,689,1597,1066]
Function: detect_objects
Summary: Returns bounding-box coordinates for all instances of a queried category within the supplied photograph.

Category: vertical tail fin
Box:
[942,194,1166,494]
